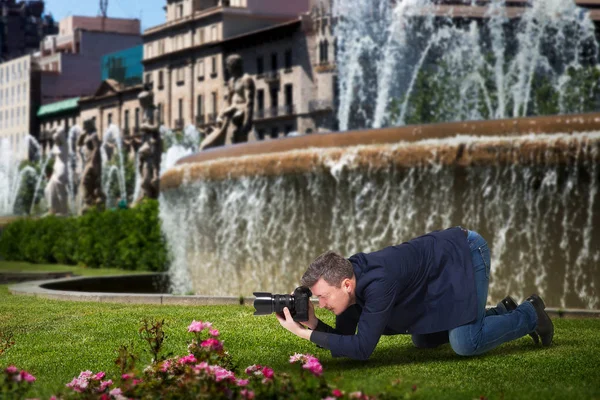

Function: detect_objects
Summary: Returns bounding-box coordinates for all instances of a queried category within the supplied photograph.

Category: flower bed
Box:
[2,319,416,400]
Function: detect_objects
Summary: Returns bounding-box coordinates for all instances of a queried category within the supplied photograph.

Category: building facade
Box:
[141,0,314,134]
[0,0,57,62]
[101,45,144,87]
[79,80,143,139]
[0,55,40,159]
[38,16,143,105]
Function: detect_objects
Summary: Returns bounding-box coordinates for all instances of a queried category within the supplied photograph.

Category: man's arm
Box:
[313,281,397,360]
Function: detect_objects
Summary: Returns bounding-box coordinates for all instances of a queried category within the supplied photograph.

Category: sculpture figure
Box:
[224,54,256,144]
[77,117,106,214]
[199,110,234,151]
[44,126,69,216]
[132,89,162,206]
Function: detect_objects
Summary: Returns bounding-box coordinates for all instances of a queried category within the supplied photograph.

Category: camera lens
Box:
[253,292,296,316]
[253,292,275,315]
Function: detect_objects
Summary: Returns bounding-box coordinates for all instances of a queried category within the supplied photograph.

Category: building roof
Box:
[37,97,80,118]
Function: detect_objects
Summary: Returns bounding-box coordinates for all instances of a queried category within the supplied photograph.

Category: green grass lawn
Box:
[0,263,599,399]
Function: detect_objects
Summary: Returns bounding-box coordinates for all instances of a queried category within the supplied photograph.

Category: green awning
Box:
[37,97,80,118]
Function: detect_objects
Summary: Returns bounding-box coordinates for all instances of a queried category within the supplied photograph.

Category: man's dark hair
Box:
[301,250,354,288]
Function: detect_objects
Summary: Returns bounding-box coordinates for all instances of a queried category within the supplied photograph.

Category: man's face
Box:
[310,278,352,315]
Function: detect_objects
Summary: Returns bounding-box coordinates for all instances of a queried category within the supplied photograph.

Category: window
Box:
[285,49,292,70]
[197,95,203,118]
[270,127,278,139]
[320,40,329,63]
[197,59,205,79]
[270,87,278,109]
[285,84,293,107]
[198,28,205,44]
[158,70,164,89]
[176,66,185,84]
[178,98,183,121]
[145,72,152,85]
[256,89,264,112]
[256,56,264,75]
[158,40,165,55]
[146,44,153,59]
[135,108,140,130]
[210,57,217,78]
[108,113,113,125]
[124,110,130,130]
[178,4,183,18]
[211,91,218,116]
[158,104,163,124]
[271,53,278,71]
[211,25,218,42]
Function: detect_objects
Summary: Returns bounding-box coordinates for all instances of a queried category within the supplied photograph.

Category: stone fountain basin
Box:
[8,274,250,306]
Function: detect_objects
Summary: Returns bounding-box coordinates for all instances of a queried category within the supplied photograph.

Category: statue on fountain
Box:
[132,88,162,206]
[44,125,70,216]
[200,54,255,150]
[77,117,106,214]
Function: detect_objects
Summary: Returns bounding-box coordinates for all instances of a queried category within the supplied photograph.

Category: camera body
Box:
[253,286,312,322]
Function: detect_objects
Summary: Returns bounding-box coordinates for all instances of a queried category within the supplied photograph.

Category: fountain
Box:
[158,0,600,310]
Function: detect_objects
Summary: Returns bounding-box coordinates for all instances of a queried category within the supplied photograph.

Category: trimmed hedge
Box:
[0,200,168,271]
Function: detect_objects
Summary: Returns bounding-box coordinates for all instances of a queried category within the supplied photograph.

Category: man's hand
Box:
[276,307,311,340]
[299,299,318,330]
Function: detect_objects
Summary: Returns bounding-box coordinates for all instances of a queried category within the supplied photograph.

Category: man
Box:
[277,227,554,360]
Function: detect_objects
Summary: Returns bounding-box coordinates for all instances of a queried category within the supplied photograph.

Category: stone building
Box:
[0,55,40,159]
[78,79,144,139]
[38,15,143,105]
[0,0,57,62]
[141,0,336,138]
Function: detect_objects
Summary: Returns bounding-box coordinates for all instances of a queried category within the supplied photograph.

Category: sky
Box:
[43,0,167,31]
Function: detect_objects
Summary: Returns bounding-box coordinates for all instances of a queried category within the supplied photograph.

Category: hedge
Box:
[0,200,168,271]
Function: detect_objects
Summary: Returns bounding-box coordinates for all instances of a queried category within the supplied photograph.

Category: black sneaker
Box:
[525,294,554,347]
[500,296,540,345]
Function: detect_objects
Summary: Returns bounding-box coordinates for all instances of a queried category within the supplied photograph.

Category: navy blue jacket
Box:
[310,227,477,360]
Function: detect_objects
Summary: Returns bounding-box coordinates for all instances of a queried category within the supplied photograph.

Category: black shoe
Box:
[500,296,540,345]
[525,294,554,347]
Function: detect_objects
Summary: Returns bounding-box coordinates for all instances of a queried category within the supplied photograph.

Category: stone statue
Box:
[199,110,233,151]
[132,89,162,206]
[77,117,106,214]
[224,54,255,144]
[44,126,69,216]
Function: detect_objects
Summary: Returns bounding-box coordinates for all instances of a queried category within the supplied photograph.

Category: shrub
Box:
[0,200,168,272]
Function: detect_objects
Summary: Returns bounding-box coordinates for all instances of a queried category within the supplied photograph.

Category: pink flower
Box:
[200,338,223,352]
[209,329,220,337]
[289,353,304,363]
[193,362,210,374]
[121,373,132,380]
[5,366,18,374]
[245,365,262,375]
[178,354,197,364]
[349,392,364,399]
[261,366,274,379]
[236,378,249,386]
[241,389,255,399]
[99,379,113,392]
[109,388,122,396]
[93,371,106,381]
[212,366,235,382]
[20,370,36,383]
[332,388,343,397]
[303,358,323,377]
[323,397,336,400]
[188,320,212,332]
[160,360,172,372]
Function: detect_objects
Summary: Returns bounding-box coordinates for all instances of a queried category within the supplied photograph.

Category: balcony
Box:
[308,99,333,113]
[256,105,296,120]
[264,71,280,85]
[174,119,184,130]
[196,115,205,126]
[207,113,218,123]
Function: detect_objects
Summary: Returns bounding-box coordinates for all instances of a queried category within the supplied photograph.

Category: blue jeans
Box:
[412,229,538,355]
